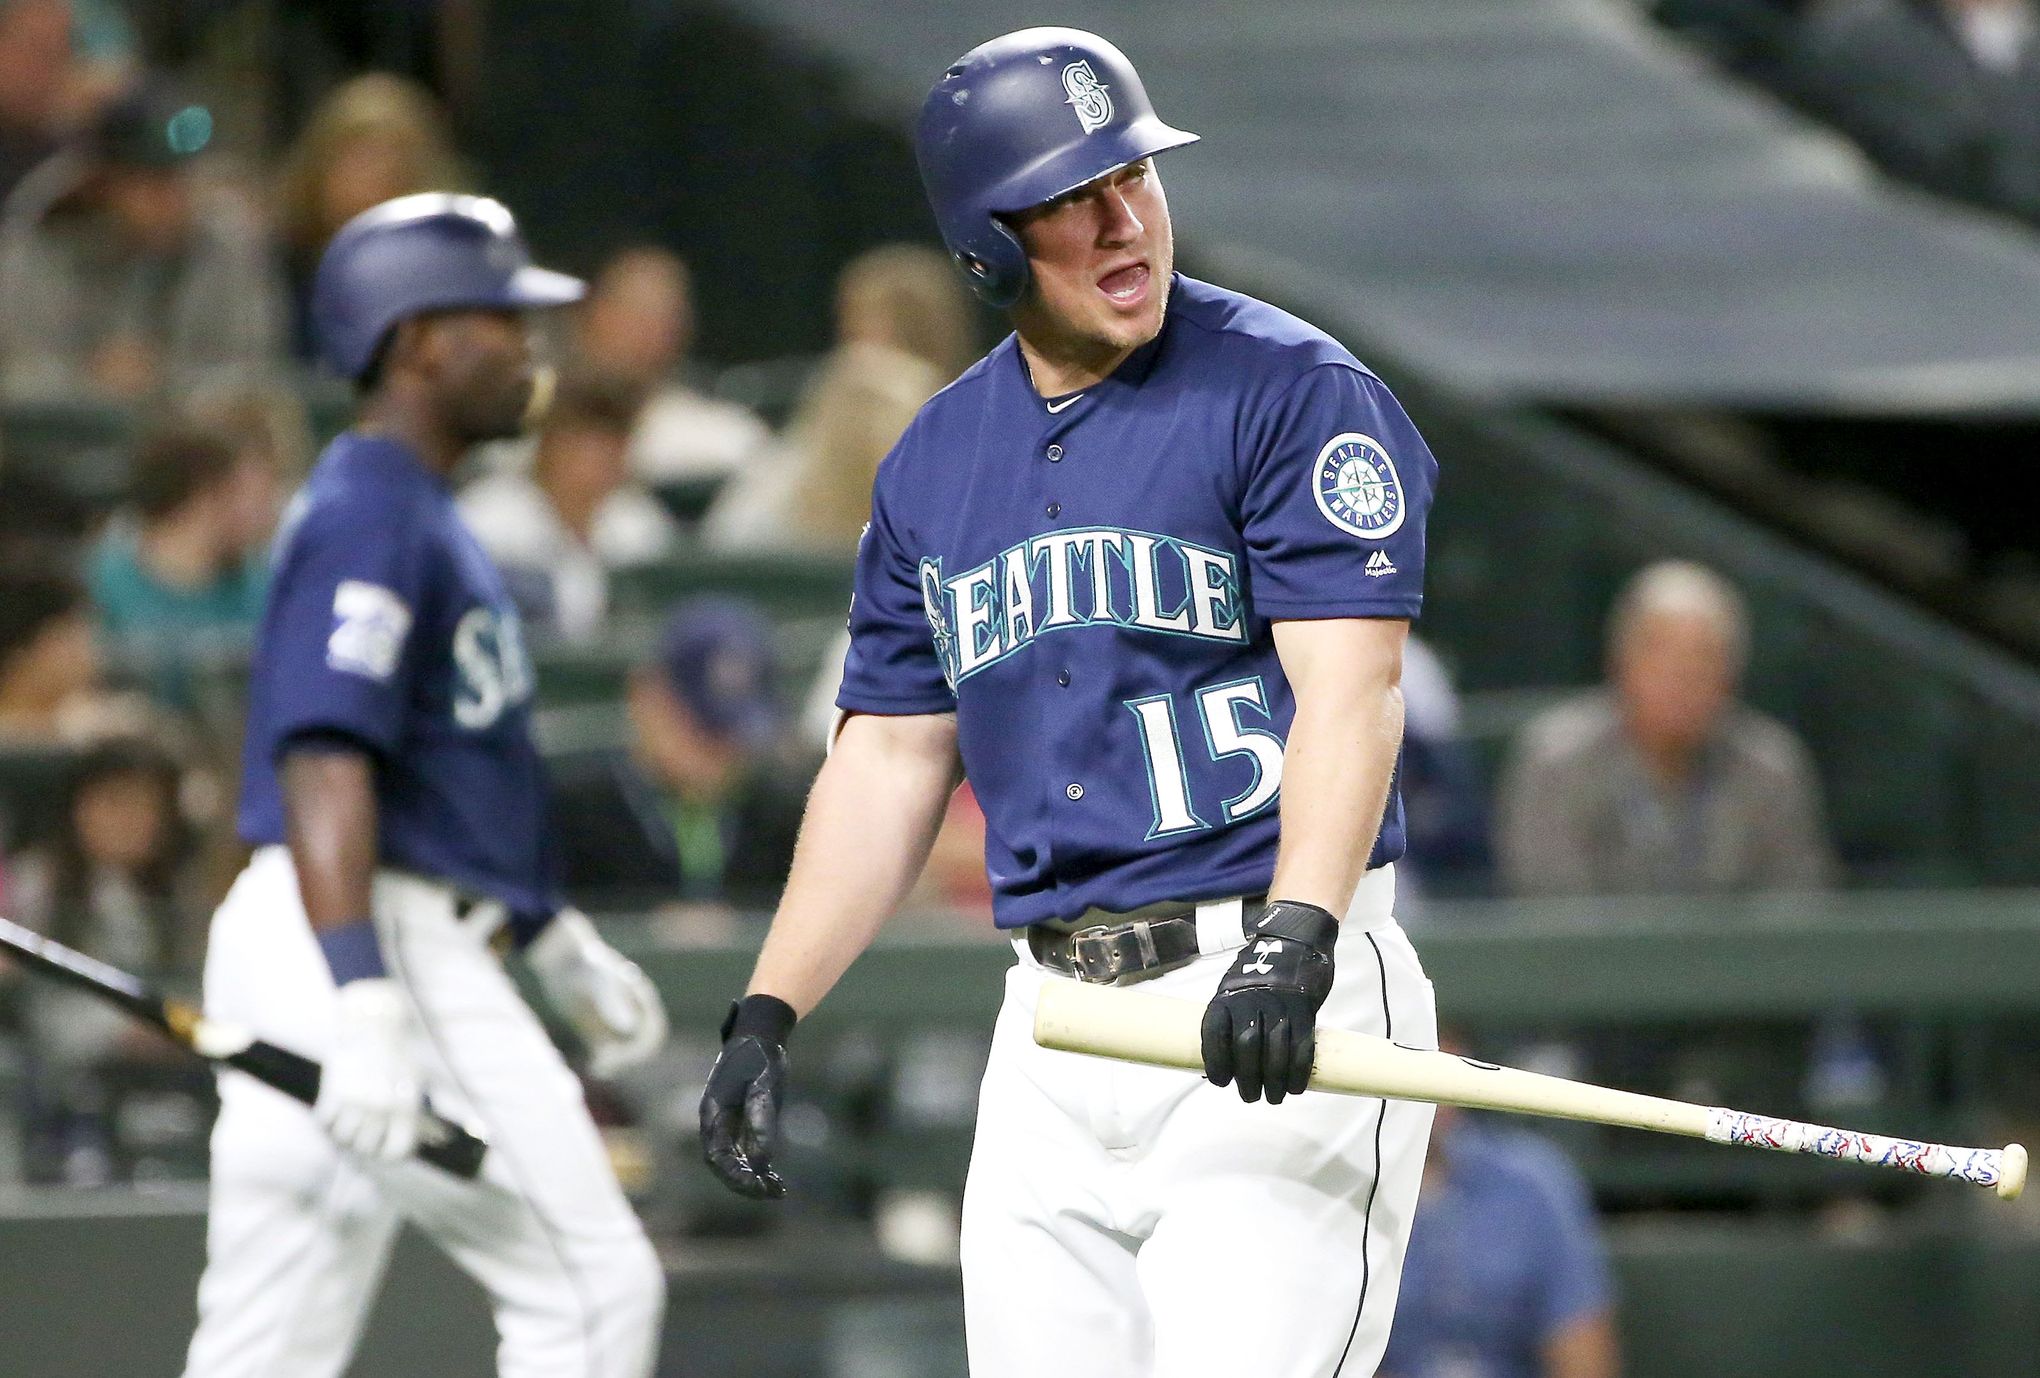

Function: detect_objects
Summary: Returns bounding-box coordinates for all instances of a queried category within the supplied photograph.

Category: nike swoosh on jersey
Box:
[1046,395,1085,413]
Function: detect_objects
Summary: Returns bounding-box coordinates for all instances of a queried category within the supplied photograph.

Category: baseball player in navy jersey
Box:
[182,194,668,1378]
[700,28,1439,1378]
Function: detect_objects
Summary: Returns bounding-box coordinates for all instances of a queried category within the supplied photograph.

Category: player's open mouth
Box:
[1098,262,1150,307]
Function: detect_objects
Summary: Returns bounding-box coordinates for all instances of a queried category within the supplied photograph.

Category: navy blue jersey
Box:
[838,275,1438,929]
[238,433,558,915]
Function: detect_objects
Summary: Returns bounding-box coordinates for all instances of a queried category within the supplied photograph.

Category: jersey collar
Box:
[334,430,451,491]
[1007,279,1179,412]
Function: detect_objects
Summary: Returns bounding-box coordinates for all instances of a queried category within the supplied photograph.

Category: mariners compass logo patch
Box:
[1062,60,1113,134]
[1312,432,1406,540]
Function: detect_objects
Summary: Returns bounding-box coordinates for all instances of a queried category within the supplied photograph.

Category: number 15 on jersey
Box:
[1126,677,1284,839]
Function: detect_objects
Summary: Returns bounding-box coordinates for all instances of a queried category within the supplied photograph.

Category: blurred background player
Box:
[181,194,668,1378]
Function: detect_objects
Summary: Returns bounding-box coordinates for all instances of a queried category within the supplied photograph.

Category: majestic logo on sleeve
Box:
[1062,61,1114,134]
[1313,432,1405,540]
[921,527,1244,689]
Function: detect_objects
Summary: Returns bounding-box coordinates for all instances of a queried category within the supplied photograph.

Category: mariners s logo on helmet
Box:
[1062,60,1114,134]
[1312,433,1406,540]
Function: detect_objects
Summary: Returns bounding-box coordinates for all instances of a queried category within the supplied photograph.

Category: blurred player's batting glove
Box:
[1200,900,1339,1105]
[528,907,669,1077]
[699,994,795,1199]
[316,977,425,1160]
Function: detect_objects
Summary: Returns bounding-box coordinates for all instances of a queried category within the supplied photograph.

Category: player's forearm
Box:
[746,713,962,1018]
[1267,619,1408,914]
[280,745,379,934]
[1269,683,1402,913]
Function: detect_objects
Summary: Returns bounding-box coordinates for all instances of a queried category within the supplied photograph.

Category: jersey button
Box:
[1046,501,1061,518]
[1056,668,1071,686]
[1046,444,1064,462]
[1066,783,1085,801]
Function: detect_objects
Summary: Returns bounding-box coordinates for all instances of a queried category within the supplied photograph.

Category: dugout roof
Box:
[727,0,2040,417]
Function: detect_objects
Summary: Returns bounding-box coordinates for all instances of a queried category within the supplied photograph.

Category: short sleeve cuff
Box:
[834,689,960,718]
[1254,596,1423,620]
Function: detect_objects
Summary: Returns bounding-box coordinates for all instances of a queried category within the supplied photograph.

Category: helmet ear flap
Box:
[961,217,1029,310]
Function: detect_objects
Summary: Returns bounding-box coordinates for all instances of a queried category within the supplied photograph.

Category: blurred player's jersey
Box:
[238,433,559,915]
[839,274,1438,928]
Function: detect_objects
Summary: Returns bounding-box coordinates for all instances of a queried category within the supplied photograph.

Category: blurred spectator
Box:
[0,0,73,203]
[64,0,132,69]
[180,374,313,541]
[701,341,942,555]
[699,244,969,552]
[1393,635,1493,903]
[1795,0,2040,225]
[574,245,771,488]
[547,598,807,911]
[458,365,680,642]
[0,563,102,743]
[6,734,206,1183]
[834,241,981,382]
[1497,561,1834,897]
[0,79,287,401]
[1380,1096,1621,1378]
[86,422,270,698]
[274,73,467,361]
[0,0,131,201]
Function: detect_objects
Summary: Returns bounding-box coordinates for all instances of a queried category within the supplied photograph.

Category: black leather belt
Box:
[1029,915,1202,984]
[1027,894,1265,985]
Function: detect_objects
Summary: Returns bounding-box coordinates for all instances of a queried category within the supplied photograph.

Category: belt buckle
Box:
[1069,919,1167,985]
[1068,924,1125,984]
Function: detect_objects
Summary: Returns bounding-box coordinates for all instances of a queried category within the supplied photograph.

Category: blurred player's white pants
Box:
[181,846,664,1378]
[963,865,1435,1378]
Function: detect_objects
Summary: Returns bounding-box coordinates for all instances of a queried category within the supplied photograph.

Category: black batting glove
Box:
[1200,900,1339,1105]
[698,994,795,1199]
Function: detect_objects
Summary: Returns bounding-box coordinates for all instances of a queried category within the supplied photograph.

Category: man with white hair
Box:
[1497,560,1835,897]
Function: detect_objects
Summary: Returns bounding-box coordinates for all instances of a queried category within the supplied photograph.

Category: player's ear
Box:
[380,317,434,383]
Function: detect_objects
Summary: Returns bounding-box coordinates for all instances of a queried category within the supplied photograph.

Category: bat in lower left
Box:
[0,914,487,1179]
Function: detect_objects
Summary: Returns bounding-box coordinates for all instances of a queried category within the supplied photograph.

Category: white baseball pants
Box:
[181,846,663,1378]
[961,866,1436,1378]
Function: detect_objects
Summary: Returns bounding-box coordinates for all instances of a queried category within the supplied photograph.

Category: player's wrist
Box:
[1254,899,1340,954]
[723,993,797,1046]
[317,917,388,985]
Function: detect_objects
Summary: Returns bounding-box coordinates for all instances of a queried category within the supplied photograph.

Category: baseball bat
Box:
[1033,981,2027,1200]
[0,915,487,1180]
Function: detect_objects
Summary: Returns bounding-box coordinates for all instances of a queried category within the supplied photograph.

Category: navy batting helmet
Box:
[915,28,1197,309]
[311,193,586,380]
